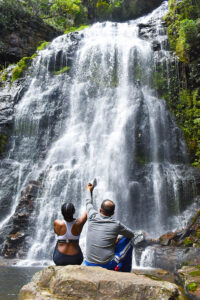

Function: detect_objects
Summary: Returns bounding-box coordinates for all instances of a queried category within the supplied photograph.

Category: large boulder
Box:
[19,265,182,300]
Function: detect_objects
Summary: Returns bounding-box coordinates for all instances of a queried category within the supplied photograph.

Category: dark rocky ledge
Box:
[2,180,40,258]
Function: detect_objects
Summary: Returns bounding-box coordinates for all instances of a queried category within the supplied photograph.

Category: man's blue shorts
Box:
[85,237,133,272]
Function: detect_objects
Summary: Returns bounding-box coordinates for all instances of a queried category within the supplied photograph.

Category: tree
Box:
[50,0,84,28]
[20,0,51,17]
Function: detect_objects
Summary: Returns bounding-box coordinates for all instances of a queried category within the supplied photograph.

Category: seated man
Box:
[85,183,135,272]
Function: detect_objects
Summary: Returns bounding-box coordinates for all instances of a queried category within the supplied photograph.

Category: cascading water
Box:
[0,1,198,264]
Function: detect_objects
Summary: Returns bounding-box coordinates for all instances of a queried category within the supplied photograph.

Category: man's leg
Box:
[114,237,133,272]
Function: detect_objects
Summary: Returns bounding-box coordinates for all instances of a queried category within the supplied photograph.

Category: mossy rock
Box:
[11,57,32,83]
[162,0,200,168]
[144,274,162,281]
[184,237,193,247]
[187,282,197,291]
[37,41,50,51]
[1,70,8,82]
[53,66,70,75]
[189,270,200,277]
[64,25,89,34]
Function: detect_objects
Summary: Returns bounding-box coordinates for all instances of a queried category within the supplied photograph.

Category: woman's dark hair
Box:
[61,202,75,221]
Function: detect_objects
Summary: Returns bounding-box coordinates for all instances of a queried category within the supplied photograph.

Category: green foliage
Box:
[83,0,124,21]
[96,1,109,20]
[0,0,125,32]
[50,0,84,30]
[0,0,29,31]
[96,0,124,20]
[162,0,200,168]
[64,24,89,34]
[184,237,193,246]
[51,0,81,16]
[11,57,32,84]
[53,66,70,75]
[176,19,198,63]
[187,282,197,291]
[21,0,51,17]
[189,270,200,277]
[182,261,190,266]
[1,70,8,82]
[0,0,88,32]
[164,0,200,63]
[37,41,50,51]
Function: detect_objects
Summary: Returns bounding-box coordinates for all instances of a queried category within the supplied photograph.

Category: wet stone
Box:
[160,232,177,246]
[2,180,40,258]
[27,185,39,197]
[152,40,161,51]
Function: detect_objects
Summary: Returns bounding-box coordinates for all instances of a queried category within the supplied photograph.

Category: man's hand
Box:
[86,183,94,192]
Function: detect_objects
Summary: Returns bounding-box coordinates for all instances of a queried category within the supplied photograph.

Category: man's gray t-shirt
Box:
[85,192,134,264]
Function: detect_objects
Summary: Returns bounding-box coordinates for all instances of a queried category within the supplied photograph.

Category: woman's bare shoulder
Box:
[54,219,65,226]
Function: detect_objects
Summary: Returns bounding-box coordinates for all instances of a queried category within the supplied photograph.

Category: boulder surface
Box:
[176,265,200,299]
[19,265,182,300]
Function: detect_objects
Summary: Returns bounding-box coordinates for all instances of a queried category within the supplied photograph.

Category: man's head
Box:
[100,199,115,217]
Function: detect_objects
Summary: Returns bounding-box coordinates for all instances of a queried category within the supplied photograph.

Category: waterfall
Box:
[0,1,198,263]
[140,247,155,268]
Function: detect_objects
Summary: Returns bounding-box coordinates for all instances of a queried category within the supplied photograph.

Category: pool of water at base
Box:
[0,266,43,300]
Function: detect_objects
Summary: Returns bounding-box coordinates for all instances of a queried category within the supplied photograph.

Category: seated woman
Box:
[53,202,87,266]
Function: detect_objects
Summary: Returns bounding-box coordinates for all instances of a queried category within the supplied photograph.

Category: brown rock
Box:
[159,232,177,246]
[19,265,182,300]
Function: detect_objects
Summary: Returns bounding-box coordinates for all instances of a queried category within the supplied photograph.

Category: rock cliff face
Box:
[0,16,61,68]
[161,0,200,168]
[19,265,182,300]
[2,180,40,258]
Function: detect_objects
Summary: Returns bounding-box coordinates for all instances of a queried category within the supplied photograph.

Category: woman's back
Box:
[53,203,87,265]
[54,216,86,255]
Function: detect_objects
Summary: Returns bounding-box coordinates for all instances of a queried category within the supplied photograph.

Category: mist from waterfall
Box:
[0,1,197,263]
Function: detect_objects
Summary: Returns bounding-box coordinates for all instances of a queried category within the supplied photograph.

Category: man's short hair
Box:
[101,199,115,216]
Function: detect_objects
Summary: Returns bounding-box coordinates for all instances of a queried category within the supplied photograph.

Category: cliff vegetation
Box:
[0,0,163,69]
[160,0,200,168]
